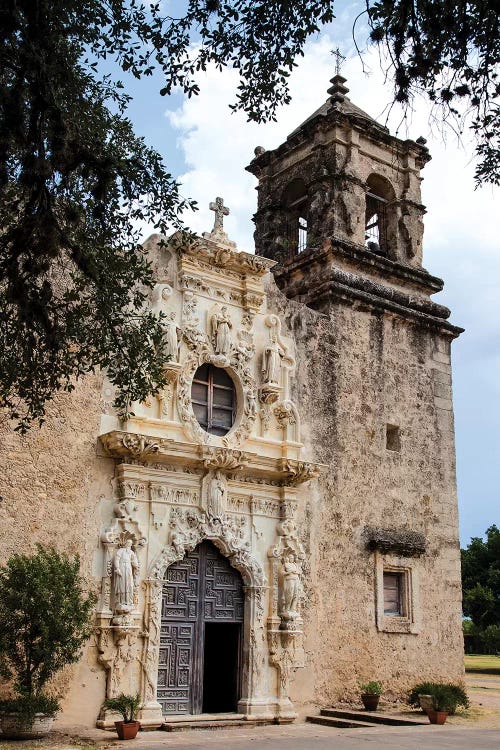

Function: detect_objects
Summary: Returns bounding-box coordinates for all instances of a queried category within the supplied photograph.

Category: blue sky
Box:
[115,8,499,547]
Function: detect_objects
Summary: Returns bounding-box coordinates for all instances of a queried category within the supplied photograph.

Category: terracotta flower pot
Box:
[0,712,54,739]
[361,694,380,711]
[115,720,141,739]
[427,710,448,725]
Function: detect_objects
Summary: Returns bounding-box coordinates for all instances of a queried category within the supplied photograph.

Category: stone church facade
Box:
[0,75,464,728]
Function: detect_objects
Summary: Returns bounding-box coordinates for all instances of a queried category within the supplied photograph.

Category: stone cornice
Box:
[169,231,275,278]
[99,431,323,487]
[247,109,431,177]
[274,237,444,296]
[304,279,463,338]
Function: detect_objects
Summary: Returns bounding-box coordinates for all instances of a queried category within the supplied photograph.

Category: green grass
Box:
[465,654,500,675]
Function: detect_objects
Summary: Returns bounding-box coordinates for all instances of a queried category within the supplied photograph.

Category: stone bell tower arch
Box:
[246,73,433,310]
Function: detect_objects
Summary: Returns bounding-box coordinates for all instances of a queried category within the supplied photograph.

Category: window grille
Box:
[297,216,308,253]
[191,364,236,436]
[365,192,388,255]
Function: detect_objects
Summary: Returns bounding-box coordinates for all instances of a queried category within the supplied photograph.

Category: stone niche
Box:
[94,217,322,727]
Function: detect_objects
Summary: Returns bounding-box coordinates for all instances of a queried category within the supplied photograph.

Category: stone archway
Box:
[138,511,267,725]
[158,540,244,715]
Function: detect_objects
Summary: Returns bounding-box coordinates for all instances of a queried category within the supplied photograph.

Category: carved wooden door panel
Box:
[158,541,244,716]
[203,543,244,622]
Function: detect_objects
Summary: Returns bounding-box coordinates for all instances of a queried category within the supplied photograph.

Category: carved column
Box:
[138,579,164,726]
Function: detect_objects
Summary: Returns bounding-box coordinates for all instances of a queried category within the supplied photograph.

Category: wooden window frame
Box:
[191,365,236,437]
[374,552,421,634]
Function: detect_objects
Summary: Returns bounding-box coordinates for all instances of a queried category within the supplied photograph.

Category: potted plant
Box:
[103,694,142,739]
[426,684,461,725]
[359,681,382,711]
[0,546,95,739]
[408,681,469,716]
[407,681,437,714]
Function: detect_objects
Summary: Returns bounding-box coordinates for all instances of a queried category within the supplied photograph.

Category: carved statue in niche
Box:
[183,290,200,330]
[262,336,284,385]
[169,517,186,556]
[163,311,181,362]
[113,540,139,613]
[281,553,301,620]
[210,305,232,356]
[207,470,226,517]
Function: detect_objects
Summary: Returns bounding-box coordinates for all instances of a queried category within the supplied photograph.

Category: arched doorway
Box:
[157,540,244,715]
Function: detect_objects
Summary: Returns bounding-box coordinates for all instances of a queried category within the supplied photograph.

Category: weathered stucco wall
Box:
[0,375,115,725]
[265,282,464,714]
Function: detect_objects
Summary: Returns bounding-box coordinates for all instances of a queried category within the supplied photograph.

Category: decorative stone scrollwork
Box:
[267,626,301,716]
[150,508,265,589]
[97,625,140,704]
[114,482,146,520]
[121,434,160,459]
[280,459,321,486]
[273,400,297,427]
[201,446,250,471]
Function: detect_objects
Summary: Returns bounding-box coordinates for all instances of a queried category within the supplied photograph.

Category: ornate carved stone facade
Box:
[93,211,322,726]
[0,77,464,729]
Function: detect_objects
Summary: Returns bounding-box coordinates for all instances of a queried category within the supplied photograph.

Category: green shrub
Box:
[408,682,469,713]
[103,694,141,723]
[360,681,382,695]
[429,684,462,712]
[408,681,438,707]
[0,693,60,729]
[0,545,95,701]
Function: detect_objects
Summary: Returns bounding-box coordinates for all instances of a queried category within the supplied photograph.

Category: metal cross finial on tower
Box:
[209,196,230,232]
[331,46,346,76]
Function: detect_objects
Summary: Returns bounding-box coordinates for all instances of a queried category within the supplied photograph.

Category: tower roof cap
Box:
[288,73,389,138]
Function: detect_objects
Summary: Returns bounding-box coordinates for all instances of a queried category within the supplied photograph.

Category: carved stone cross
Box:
[209,196,230,232]
[331,46,346,76]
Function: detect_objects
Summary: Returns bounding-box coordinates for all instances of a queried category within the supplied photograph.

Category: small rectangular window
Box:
[386,424,401,452]
[383,572,404,616]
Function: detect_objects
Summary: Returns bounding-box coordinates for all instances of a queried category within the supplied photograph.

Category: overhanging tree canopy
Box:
[462,525,500,628]
[1,0,498,430]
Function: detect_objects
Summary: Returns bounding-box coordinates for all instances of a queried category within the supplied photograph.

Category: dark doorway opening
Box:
[202,622,241,713]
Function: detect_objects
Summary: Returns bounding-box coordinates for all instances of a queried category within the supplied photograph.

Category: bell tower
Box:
[246,74,434,312]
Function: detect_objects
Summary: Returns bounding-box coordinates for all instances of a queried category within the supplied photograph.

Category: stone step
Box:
[161,714,275,732]
[307,715,379,729]
[319,708,428,726]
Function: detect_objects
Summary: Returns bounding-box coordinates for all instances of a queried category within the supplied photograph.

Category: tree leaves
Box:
[1,0,497,429]
[366,0,500,184]
[461,525,500,629]
[0,546,95,696]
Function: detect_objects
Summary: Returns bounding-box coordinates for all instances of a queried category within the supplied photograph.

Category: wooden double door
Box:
[157,541,244,715]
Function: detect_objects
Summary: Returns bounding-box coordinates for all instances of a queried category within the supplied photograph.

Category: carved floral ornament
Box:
[148,508,266,590]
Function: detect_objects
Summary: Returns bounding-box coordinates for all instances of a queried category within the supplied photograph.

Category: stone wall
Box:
[266,282,464,713]
[0,374,115,724]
